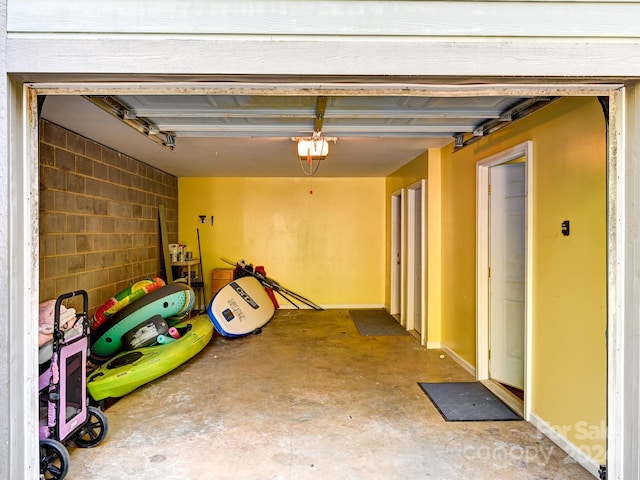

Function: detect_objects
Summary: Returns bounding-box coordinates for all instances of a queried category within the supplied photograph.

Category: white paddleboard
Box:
[206,276,275,337]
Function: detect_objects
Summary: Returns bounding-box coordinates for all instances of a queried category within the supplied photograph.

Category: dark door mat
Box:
[349,309,408,336]
[418,382,522,421]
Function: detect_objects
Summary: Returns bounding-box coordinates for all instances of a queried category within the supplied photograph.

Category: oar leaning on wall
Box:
[195,228,207,308]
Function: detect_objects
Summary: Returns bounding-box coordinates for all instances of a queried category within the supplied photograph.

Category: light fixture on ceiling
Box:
[291,132,337,176]
[297,137,329,161]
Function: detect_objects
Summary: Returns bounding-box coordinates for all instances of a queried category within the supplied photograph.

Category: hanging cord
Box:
[299,158,322,176]
[298,139,322,176]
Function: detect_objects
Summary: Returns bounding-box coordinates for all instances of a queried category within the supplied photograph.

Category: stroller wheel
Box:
[40,438,70,480]
[71,406,109,448]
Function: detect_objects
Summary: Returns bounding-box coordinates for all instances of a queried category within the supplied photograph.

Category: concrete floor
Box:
[68,309,594,480]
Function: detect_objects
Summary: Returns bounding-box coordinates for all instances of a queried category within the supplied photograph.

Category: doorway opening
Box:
[476,141,533,419]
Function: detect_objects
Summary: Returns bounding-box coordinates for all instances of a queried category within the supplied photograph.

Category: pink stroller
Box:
[39,291,108,480]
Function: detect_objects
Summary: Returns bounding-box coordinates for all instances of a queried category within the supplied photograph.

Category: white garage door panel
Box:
[7,38,640,78]
[8,0,640,38]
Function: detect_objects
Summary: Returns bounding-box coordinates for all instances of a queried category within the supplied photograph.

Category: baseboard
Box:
[426,341,441,349]
[277,304,385,310]
[528,412,601,479]
[440,343,476,377]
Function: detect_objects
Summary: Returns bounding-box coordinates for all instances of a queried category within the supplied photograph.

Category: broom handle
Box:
[197,228,207,306]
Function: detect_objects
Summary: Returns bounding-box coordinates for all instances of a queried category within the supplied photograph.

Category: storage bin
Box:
[211,268,234,297]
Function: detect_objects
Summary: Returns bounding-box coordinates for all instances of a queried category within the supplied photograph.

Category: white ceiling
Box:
[40,92,542,178]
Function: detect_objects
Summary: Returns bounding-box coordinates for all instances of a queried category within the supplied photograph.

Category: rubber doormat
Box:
[349,309,408,336]
[418,382,522,421]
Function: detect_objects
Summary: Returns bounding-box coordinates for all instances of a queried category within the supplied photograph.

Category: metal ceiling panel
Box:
[41,91,555,177]
[107,93,533,139]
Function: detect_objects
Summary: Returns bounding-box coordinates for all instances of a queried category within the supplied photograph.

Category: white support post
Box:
[608,82,640,480]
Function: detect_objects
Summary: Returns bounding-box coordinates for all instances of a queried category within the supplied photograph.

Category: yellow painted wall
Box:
[440,137,478,363]
[386,151,429,194]
[178,177,385,306]
[426,149,443,346]
[385,150,443,345]
[440,97,607,463]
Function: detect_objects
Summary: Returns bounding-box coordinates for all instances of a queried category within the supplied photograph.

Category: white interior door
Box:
[407,180,426,337]
[489,162,526,389]
[390,190,405,317]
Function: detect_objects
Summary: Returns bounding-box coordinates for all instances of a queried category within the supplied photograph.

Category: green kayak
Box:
[87,314,213,401]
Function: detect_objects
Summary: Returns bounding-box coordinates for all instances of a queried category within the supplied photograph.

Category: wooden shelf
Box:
[171,258,200,286]
[171,258,200,267]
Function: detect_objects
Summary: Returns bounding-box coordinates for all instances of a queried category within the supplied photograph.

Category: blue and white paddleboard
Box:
[206,276,275,337]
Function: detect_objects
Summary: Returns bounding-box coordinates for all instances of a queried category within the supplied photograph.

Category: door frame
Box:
[390,189,405,319]
[406,179,427,341]
[476,141,533,419]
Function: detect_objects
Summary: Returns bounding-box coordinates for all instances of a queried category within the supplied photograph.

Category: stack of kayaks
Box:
[88,281,212,401]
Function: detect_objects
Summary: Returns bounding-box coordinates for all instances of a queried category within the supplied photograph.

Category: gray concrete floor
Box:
[68,309,594,480]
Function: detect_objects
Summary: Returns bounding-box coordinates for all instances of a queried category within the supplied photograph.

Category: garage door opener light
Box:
[291,132,337,176]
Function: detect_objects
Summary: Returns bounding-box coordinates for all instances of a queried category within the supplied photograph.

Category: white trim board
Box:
[28,82,622,97]
[280,304,385,310]
[8,39,640,77]
[441,343,477,378]
[529,412,601,479]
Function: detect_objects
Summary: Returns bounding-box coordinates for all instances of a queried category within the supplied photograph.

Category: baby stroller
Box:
[39,290,108,480]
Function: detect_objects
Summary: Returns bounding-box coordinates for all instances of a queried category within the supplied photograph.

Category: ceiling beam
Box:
[126,107,505,120]
[314,95,328,133]
[171,129,467,138]
[34,82,621,97]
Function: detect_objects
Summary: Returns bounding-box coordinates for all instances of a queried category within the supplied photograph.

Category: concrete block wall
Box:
[38,119,178,315]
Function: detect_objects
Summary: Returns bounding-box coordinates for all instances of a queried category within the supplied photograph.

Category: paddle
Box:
[221,257,323,310]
